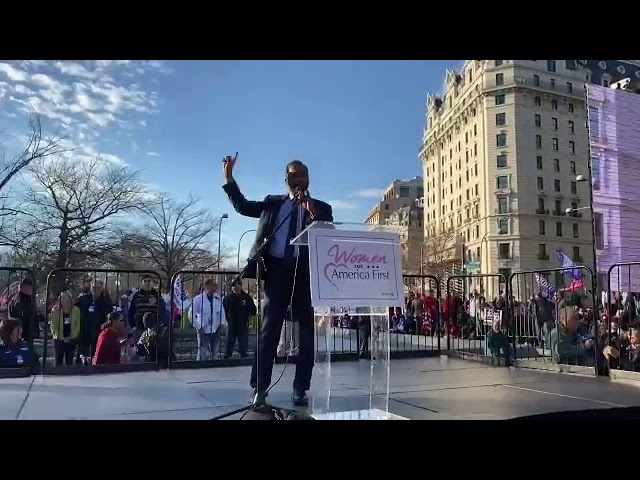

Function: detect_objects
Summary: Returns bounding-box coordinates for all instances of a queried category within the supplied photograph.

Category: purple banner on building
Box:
[587,84,640,292]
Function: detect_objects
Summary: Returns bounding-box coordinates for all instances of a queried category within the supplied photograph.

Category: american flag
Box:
[534,273,555,299]
[173,276,188,314]
[555,250,582,280]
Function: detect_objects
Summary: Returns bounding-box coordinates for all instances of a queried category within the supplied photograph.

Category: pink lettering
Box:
[327,244,388,265]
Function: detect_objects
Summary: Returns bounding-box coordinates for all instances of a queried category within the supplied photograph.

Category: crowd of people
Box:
[0,274,257,370]
[2,269,640,377]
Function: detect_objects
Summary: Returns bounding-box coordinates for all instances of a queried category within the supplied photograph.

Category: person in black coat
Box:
[75,279,113,364]
[223,279,256,359]
[222,154,333,406]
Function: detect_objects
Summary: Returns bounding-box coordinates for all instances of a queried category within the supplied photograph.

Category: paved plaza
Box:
[2,357,640,420]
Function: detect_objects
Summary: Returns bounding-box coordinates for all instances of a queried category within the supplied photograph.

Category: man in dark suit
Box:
[222,154,333,406]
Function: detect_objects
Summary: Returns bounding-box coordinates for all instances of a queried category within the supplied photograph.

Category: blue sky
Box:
[0,59,460,261]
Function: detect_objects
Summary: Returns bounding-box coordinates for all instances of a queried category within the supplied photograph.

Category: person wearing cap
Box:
[222,279,256,359]
[128,275,168,342]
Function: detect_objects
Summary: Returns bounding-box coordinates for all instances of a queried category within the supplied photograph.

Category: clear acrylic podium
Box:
[291,221,408,420]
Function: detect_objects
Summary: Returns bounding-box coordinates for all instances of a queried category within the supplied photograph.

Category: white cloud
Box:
[353,188,385,198]
[0,60,173,169]
[146,151,159,157]
[328,199,357,210]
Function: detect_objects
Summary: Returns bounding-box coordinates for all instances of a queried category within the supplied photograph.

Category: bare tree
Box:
[11,157,144,292]
[421,228,459,280]
[117,194,224,283]
[0,113,67,246]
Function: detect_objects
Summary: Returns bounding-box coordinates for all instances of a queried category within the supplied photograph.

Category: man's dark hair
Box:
[286,160,308,174]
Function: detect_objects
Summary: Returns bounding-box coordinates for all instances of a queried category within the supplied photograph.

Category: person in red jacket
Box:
[93,312,125,365]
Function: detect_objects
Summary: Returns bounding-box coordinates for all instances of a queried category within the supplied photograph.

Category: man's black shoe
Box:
[291,390,309,407]
[252,389,268,405]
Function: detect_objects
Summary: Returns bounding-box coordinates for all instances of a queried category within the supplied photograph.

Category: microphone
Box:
[293,187,309,204]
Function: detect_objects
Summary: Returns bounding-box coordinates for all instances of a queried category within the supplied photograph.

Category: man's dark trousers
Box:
[226,323,249,358]
[250,254,314,393]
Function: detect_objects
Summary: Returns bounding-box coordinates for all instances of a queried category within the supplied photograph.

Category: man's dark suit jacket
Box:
[222,180,334,279]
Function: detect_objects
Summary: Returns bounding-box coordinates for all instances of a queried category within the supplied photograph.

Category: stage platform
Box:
[2,357,640,420]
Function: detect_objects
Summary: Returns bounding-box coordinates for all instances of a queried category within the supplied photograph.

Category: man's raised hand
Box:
[222,152,238,182]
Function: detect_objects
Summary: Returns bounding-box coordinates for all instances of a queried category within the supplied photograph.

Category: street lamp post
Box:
[217,214,229,269]
[237,229,257,270]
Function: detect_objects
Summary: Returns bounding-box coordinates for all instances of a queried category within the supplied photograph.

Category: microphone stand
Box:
[210,196,303,421]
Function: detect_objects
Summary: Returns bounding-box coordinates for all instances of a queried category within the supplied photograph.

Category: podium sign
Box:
[307,229,405,309]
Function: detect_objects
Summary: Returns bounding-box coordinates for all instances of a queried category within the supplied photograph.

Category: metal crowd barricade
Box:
[169,270,245,368]
[396,274,441,356]
[44,268,162,375]
[0,267,37,377]
[509,266,597,376]
[445,274,509,364]
[605,262,640,381]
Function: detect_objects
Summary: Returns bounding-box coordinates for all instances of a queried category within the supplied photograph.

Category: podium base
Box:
[311,408,408,420]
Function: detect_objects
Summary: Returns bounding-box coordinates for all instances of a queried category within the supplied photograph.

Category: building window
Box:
[497,154,507,168]
[552,138,559,151]
[496,175,509,189]
[399,187,410,197]
[496,113,506,126]
[550,78,556,89]
[556,222,563,237]
[554,158,560,172]
[495,94,505,106]
[572,246,581,261]
[536,156,543,170]
[555,200,562,214]
[567,82,573,93]
[568,103,574,113]
[495,60,503,67]
[588,106,600,139]
[547,60,556,72]
[554,179,561,192]
[551,99,558,110]
[591,155,600,191]
[498,196,508,214]
[498,243,510,259]
[537,198,545,212]
[539,244,548,259]
[498,218,508,234]
[537,177,544,190]
[534,96,541,106]
[552,117,558,130]
[533,75,540,86]
[496,133,507,147]
[495,73,504,86]
[569,140,575,154]
[566,60,576,70]
[571,181,577,194]
[536,135,542,148]
[572,223,579,238]
[535,114,541,127]
[539,220,546,235]
[570,161,576,174]
[594,212,604,250]
[568,120,575,133]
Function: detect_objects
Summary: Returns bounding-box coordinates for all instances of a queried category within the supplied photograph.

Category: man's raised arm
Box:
[221,154,265,219]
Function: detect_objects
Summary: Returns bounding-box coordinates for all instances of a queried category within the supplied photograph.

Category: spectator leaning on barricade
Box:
[128,275,168,342]
[8,278,37,350]
[548,308,594,366]
[75,279,113,365]
[0,318,33,368]
[50,292,81,366]
[93,312,125,366]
